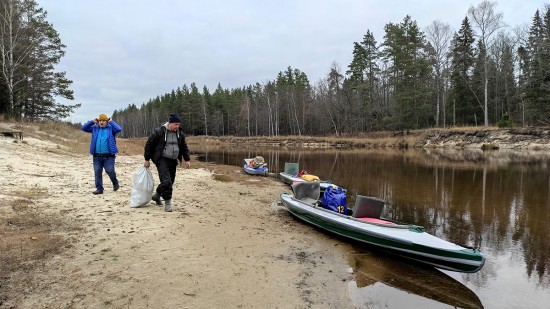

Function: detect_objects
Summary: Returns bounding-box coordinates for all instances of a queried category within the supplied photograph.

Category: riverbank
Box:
[0,122,356,308]
[187,127,550,151]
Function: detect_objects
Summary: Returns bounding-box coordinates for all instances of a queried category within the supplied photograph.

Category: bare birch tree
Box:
[201,86,209,135]
[426,20,453,127]
[245,94,251,136]
[264,82,276,136]
[468,0,504,126]
[0,0,33,117]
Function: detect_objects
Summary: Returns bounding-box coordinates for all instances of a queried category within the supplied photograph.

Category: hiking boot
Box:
[164,200,172,212]
[113,183,120,191]
[92,189,103,195]
[152,192,162,205]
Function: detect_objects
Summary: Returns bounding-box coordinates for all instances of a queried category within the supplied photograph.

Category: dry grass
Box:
[2,118,507,152]
[0,185,80,307]
[0,214,75,307]
[0,211,72,273]
[117,137,147,156]
[212,174,233,182]
[186,126,507,149]
[187,132,421,149]
[0,120,91,154]
[11,187,49,200]
[1,120,149,156]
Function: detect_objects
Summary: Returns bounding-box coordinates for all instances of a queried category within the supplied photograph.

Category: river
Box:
[192,144,550,308]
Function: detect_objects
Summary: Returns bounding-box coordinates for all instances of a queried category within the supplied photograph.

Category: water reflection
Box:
[347,250,483,308]
[191,145,550,306]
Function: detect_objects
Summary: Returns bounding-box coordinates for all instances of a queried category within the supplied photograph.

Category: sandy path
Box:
[0,134,354,308]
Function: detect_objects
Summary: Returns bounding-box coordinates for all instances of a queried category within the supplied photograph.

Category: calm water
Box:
[192,145,550,308]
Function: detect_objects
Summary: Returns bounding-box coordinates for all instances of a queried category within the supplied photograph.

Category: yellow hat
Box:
[98,114,109,121]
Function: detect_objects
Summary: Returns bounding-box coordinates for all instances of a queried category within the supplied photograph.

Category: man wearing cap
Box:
[143,113,191,212]
[81,114,122,195]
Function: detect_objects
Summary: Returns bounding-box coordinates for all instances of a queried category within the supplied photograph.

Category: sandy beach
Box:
[0,126,355,308]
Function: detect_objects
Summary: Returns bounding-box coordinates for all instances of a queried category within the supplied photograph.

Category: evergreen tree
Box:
[346,30,381,131]
[517,44,529,126]
[275,66,310,135]
[211,83,228,136]
[523,8,550,125]
[347,41,366,85]
[381,15,433,129]
[449,17,477,125]
[188,83,202,135]
[491,34,517,123]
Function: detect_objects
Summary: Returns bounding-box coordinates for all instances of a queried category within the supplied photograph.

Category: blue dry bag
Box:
[321,185,347,214]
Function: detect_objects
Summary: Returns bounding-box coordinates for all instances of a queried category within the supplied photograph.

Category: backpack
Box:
[253,156,265,168]
[321,185,347,214]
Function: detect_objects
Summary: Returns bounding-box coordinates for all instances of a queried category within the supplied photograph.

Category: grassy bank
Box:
[186,126,507,149]
[3,120,547,151]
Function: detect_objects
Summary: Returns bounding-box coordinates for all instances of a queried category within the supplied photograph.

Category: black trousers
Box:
[155,157,178,200]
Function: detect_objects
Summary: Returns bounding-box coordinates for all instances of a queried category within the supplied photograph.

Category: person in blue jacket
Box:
[81,113,122,195]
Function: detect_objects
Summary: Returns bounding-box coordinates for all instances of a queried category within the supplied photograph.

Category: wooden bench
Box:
[0,130,23,140]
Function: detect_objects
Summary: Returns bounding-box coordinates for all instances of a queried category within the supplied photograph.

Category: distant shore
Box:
[187,127,550,151]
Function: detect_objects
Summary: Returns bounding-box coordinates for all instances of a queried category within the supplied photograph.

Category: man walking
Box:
[143,113,191,212]
[81,114,121,195]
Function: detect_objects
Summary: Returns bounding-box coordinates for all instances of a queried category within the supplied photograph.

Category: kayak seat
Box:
[353,195,385,219]
[291,181,320,205]
[357,217,396,225]
[284,162,300,176]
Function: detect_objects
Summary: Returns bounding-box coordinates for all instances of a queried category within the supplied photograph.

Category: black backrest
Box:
[352,195,385,218]
[291,181,320,202]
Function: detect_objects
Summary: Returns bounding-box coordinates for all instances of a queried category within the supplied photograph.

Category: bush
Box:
[498,114,514,128]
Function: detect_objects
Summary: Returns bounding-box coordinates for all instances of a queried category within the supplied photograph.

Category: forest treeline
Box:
[2,1,550,138]
[0,0,79,120]
[113,1,550,138]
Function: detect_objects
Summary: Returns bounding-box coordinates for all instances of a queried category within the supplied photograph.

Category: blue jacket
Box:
[81,120,122,155]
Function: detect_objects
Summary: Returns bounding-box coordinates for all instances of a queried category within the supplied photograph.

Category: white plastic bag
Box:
[130,166,154,208]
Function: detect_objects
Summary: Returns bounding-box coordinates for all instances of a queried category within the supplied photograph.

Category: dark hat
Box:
[168,113,181,123]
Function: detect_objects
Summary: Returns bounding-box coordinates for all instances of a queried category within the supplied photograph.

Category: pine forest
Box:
[1,1,550,138]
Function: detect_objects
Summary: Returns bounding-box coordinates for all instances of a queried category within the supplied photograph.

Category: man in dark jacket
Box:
[143,113,191,212]
[81,113,122,195]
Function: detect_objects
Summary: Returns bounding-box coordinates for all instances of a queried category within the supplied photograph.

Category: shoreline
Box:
[2,120,549,151]
[0,132,354,308]
[1,121,535,308]
[185,127,550,151]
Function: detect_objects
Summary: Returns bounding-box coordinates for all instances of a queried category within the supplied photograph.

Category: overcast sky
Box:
[36,0,545,123]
